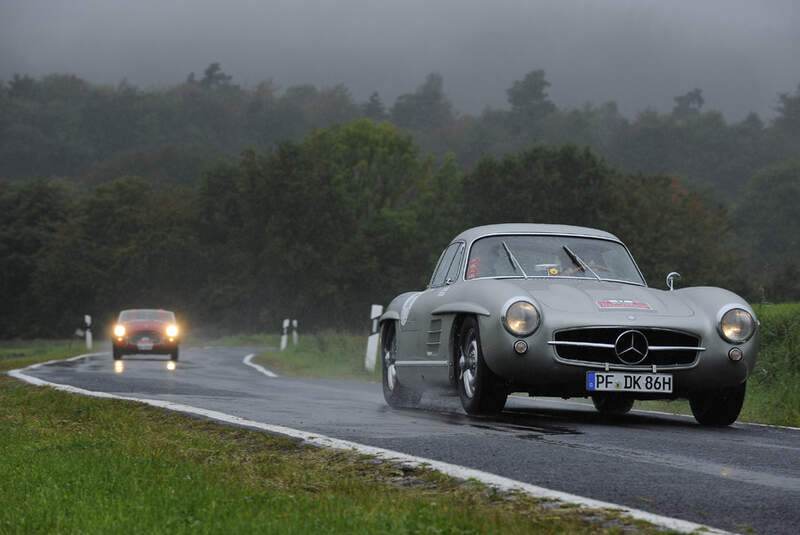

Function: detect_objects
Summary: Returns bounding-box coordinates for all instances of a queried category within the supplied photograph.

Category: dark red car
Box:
[112,309,180,361]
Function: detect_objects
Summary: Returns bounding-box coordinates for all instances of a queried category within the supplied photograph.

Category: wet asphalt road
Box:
[22,346,800,535]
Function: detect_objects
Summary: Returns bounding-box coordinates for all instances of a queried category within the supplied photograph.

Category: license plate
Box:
[137,341,153,350]
[586,371,673,393]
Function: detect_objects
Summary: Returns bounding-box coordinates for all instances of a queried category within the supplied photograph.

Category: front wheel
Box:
[689,382,746,426]
[381,322,421,408]
[457,317,507,415]
[170,347,179,361]
[112,347,122,361]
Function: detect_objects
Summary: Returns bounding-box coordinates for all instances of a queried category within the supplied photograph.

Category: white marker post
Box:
[292,319,298,346]
[280,318,289,352]
[364,304,383,372]
[84,314,93,350]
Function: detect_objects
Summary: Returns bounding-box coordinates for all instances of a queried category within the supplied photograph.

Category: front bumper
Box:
[478,316,757,398]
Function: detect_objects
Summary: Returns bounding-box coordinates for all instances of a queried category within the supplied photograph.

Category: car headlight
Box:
[502,299,540,336]
[166,324,179,337]
[113,324,126,337]
[718,307,755,343]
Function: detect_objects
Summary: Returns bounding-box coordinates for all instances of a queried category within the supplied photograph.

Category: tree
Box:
[391,72,454,131]
[672,88,704,120]
[200,62,232,89]
[506,70,556,120]
[362,91,387,121]
[736,159,800,300]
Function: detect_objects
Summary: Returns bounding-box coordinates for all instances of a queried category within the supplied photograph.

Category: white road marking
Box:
[243,353,278,378]
[9,354,731,534]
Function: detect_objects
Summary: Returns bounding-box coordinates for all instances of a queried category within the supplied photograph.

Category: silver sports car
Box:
[380,224,758,426]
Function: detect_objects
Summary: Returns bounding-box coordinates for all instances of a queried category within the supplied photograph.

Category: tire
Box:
[591,393,634,415]
[689,382,746,426]
[170,347,179,361]
[113,347,122,361]
[457,316,507,415]
[381,322,421,408]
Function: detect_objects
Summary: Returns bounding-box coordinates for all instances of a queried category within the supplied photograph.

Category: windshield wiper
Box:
[502,241,528,278]
[562,245,601,281]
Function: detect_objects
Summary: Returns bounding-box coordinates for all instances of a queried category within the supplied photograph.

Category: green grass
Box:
[0,373,662,534]
[0,339,87,371]
[199,332,281,348]
[255,330,379,381]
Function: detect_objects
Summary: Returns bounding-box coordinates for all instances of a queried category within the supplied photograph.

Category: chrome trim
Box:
[394,360,449,367]
[666,271,681,291]
[460,232,647,286]
[649,345,706,351]
[550,326,703,369]
[716,303,757,343]
[553,354,700,371]
[548,341,615,349]
[500,296,541,337]
[428,240,466,289]
[547,340,705,351]
[614,329,649,365]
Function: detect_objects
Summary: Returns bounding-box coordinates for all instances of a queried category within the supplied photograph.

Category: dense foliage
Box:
[1,65,798,337]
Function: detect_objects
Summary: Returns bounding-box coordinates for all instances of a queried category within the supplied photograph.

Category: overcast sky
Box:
[2,0,799,120]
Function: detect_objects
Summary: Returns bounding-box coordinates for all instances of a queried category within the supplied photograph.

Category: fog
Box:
[2,0,799,119]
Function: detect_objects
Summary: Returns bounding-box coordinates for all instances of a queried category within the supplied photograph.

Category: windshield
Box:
[119,309,176,322]
[466,235,644,285]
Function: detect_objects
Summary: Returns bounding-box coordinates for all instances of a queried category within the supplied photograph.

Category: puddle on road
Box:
[385,404,583,438]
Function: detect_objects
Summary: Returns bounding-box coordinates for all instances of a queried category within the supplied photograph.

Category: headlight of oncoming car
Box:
[502,299,540,337]
[718,307,755,343]
[166,324,179,337]
[113,324,126,337]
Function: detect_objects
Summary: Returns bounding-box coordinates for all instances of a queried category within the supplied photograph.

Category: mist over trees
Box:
[1,65,798,337]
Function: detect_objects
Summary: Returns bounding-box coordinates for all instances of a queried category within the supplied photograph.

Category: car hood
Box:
[510,278,695,318]
[121,320,169,332]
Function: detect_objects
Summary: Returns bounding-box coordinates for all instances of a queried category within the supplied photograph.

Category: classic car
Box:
[112,309,180,361]
[380,224,758,426]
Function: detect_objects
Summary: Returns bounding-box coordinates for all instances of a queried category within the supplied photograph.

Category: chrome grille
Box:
[551,327,702,367]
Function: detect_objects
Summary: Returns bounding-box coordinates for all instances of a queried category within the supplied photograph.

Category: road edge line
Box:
[243,353,278,378]
[9,355,730,535]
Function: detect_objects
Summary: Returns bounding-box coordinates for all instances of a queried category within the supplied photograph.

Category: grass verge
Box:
[0,339,87,372]
[195,332,281,349]
[1,372,663,534]
[255,330,379,381]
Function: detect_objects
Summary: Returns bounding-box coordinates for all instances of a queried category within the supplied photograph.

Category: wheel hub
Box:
[386,350,397,391]
[460,339,478,399]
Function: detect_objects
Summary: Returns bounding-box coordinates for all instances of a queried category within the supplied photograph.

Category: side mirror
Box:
[666,271,681,291]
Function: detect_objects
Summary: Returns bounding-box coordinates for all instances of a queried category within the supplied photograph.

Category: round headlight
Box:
[113,324,126,337]
[719,308,755,343]
[503,300,540,336]
[166,325,179,337]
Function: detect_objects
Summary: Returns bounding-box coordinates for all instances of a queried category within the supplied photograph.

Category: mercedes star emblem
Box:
[614,329,649,365]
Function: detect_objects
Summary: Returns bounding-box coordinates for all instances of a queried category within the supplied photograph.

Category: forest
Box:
[1,63,798,337]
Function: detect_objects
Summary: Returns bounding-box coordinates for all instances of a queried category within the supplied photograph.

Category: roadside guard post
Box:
[292,319,298,345]
[364,304,383,372]
[84,314,93,350]
[280,319,289,351]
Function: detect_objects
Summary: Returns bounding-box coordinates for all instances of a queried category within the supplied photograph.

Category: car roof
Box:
[451,224,621,244]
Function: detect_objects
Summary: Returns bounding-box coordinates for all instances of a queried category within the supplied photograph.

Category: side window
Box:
[429,243,460,288]
[444,243,465,284]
